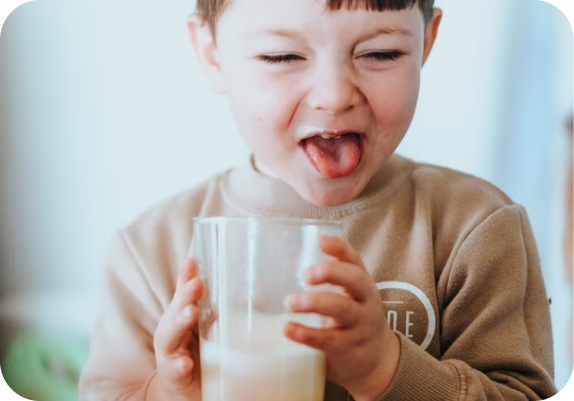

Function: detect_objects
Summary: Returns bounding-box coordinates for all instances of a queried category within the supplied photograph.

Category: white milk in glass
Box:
[200,312,326,401]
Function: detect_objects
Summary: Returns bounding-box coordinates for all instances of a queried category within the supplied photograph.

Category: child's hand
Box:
[152,259,203,401]
[284,236,401,401]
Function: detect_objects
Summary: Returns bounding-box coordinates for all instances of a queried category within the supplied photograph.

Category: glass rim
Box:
[193,216,342,227]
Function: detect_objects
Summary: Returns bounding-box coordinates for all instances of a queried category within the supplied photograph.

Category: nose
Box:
[305,63,363,115]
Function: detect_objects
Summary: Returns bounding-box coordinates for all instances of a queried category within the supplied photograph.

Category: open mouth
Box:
[299,131,366,179]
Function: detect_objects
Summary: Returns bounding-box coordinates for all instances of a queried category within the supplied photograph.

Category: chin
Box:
[307,195,349,207]
[280,162,372,207]
[299,181,362,207]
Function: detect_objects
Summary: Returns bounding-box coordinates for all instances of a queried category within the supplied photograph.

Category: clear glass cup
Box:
[193,217,342,401]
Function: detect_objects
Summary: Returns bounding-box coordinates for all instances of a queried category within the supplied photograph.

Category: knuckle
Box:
[318,330,337,350]
[298,327,316,343]
[309,292,325,311]
[183,280,194,295]
[179,305,193,325]
[326,259,340,272]
[297,327,337,351]
[298,293,314,310]
[315,262,330,278]
[189,278,202,297]
[174,357,192,377]
[341,298,355,317]
[353,331,369,349]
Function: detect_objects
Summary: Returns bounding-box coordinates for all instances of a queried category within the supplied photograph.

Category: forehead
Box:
[218,0,424,38]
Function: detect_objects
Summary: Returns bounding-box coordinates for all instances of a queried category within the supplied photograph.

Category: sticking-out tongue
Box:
[302,133,362,179]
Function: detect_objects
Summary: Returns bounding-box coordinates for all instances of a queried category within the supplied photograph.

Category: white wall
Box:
[0,0,572,388]
[0,0,248,297]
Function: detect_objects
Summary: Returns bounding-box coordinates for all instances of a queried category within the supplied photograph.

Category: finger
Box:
[172,277,204,311]
[283,321,342,353]
[305,260,369,302]
[177,259,198,291]
[159,353,195,390]
[320,236,365,269]
[285,291,358,327]
[155,303,199,355]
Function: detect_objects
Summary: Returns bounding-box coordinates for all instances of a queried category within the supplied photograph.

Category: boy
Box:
[79,0,558,400]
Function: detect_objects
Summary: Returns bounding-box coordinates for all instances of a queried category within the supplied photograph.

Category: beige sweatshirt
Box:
[79,154,557,401]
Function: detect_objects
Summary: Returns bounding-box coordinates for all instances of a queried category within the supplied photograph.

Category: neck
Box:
[252,156,278,178]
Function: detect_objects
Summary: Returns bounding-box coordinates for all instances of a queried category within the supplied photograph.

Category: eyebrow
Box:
[260,28,305,40]
[356,26,414,41]
[259,26,413,41]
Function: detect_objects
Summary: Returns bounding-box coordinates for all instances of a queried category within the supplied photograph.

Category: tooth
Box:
[321,134,331,139]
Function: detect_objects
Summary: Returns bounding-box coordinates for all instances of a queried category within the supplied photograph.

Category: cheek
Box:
[368,64,420,134]
[226,68,299,137]
[256,73,303,125]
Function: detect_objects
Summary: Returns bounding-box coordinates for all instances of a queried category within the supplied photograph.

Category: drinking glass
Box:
[193,217,342,401]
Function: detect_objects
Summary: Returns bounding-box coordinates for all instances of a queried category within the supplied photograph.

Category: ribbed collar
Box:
[221,153,414,220]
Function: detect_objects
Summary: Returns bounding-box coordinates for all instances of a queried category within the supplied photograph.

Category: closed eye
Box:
[361,51,405,61]
[259,54,303,64]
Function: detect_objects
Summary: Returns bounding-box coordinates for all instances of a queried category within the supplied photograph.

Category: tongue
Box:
[303,134,361,179]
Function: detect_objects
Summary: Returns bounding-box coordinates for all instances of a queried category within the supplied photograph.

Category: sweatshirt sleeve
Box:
[78,230,166,401]
[378,204,557,401]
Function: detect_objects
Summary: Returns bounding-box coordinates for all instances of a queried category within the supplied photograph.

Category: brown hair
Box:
[195,0,436,39]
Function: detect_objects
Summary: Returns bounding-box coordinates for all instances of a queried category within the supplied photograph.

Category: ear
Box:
[187,14,226,94]
[421,8,443,67]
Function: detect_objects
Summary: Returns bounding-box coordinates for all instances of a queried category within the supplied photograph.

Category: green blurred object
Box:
[1,333,89,401]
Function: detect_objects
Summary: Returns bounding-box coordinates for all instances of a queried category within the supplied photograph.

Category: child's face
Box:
[190,0,441,206]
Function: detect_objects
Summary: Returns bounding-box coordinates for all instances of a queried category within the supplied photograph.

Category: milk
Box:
[199,312,326,401]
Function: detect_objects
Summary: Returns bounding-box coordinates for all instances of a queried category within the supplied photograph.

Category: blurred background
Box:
[0,0,572,399]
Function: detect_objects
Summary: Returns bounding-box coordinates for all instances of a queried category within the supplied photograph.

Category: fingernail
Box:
[303,269,313,284]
